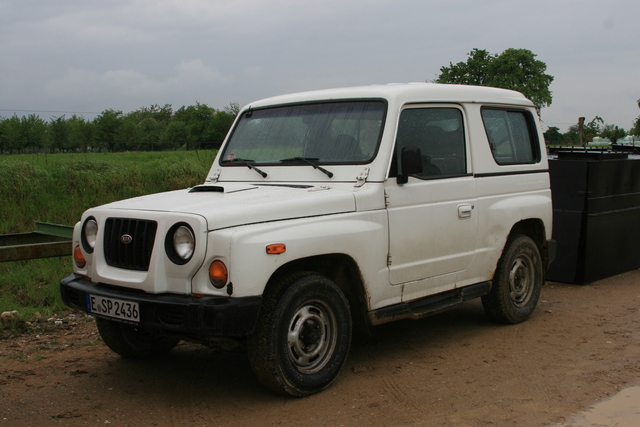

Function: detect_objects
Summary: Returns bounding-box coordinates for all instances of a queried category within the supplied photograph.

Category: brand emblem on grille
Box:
[120,234,133,244]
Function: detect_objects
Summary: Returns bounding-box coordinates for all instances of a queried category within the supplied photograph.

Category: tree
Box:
[564,117,626,145]
[68,115,95,152]
[1,116,21,153]
[584,116,604,140]
[224,102,242,116]
[601,124,627,144]
[173,102,215,149]
[435,48,554,112]
[0,117,8,153]
[543,126,564,146]
[0,100,240,154]
[161,121,188,150]
[117,119,141,150]
[21,114,47,153]
[138,117,163,150]
[49,115,71,152]
[94,109,124,151]
[126,104,173,125]
[564,124,580,145]
[209,110,236,147]
[436,48,495,86]
[631,98,640,137]
[633,118,640,137]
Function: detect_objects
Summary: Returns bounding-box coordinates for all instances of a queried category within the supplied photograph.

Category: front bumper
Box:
[60,274,261,339]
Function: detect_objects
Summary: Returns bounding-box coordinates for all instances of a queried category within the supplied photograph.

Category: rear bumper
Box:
[60,273,261,339]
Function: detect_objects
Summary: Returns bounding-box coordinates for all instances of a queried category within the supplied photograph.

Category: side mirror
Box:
[397,146,423,184]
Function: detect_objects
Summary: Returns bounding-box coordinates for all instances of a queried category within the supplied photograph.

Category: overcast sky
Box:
[1,0,638,132]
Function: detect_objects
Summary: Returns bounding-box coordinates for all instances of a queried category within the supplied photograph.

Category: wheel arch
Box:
[262,254,370,336]
[508,218,551,269]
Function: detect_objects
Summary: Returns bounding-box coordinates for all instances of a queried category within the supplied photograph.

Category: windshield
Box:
[220,100,386,165]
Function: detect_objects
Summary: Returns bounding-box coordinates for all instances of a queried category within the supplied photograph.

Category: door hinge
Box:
[387,253,393,266]
[384,191,390,207]
[355,167,370,187]
[206,169,221,183]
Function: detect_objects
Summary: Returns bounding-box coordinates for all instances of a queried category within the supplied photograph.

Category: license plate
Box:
[87,294,140,323]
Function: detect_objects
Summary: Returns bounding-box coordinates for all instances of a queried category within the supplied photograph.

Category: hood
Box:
[97,183,356,230]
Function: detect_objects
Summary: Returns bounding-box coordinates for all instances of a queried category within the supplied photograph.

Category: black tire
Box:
[248,273,352,397]
[482,234,543,324]
[96,317,179,359]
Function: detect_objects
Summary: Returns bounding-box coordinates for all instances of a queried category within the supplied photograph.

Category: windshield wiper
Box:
[279,157,334,178]
[224,158,267,178]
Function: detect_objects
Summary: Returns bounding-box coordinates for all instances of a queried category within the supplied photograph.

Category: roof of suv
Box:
[246,83,534,109]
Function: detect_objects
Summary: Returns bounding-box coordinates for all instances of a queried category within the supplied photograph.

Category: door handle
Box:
[458,204,473,219]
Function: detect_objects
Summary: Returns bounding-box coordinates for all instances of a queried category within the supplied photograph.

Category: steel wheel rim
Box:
[287,300,337,374]
[508,254,535,307]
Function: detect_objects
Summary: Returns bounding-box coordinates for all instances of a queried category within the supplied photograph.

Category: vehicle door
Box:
[385,105,478,300]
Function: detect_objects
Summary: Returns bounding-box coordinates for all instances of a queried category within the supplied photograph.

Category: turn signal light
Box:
[266,243,286,254]
[209,260,228,288]
[73,245,86,268]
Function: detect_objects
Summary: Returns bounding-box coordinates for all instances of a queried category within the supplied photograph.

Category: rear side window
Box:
[481,108,540,165]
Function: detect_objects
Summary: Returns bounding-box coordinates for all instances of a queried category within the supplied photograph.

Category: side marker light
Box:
[266,244,286,254]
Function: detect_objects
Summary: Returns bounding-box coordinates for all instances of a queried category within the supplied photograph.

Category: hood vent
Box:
[189,185,259,194]
[189,185,224,193]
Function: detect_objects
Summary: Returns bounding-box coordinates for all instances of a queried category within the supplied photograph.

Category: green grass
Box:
[0,151,216,234]
[0,150,216,336]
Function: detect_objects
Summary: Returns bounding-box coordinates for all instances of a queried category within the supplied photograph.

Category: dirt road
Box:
[2,271,639,426]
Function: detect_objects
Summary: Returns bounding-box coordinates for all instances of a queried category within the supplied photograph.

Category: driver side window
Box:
[392,107,466,178]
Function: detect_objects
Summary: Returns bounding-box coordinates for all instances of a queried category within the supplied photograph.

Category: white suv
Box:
[61,83,555,396]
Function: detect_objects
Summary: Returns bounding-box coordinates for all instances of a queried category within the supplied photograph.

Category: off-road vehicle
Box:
[61,83,555,396]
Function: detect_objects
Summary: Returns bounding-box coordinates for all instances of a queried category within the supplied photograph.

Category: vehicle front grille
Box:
[103,218,157,271]
[65,287,81,307]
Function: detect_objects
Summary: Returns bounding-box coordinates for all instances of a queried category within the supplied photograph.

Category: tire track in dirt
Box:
[2,271,640,426]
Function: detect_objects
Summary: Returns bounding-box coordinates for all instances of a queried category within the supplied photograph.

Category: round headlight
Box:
[173,225,195,261]
[165,223,196,265]
[81,217,98,253]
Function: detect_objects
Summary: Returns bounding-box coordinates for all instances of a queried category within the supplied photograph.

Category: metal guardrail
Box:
[548,145,640,155]
[0,222,73,262]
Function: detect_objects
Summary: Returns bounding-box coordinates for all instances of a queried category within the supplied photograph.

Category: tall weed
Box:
[0,150,216,332]
[0,151,215,234]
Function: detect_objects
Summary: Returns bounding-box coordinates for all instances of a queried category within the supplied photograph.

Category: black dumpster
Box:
[547,151,640,284]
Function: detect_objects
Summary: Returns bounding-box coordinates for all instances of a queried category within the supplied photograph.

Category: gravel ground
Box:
[1,270,639,426]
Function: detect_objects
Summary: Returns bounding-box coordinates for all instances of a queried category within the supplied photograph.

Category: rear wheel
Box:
[482,235,543,324]
[96,317,179,359]
[248,273,352,397]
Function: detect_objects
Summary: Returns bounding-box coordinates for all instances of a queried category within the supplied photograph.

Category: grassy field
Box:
[0,150,216,335]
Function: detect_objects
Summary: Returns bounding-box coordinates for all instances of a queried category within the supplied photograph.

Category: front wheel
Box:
[96,317,180,359]
[482,235,544,324]
[248,273,352,397]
